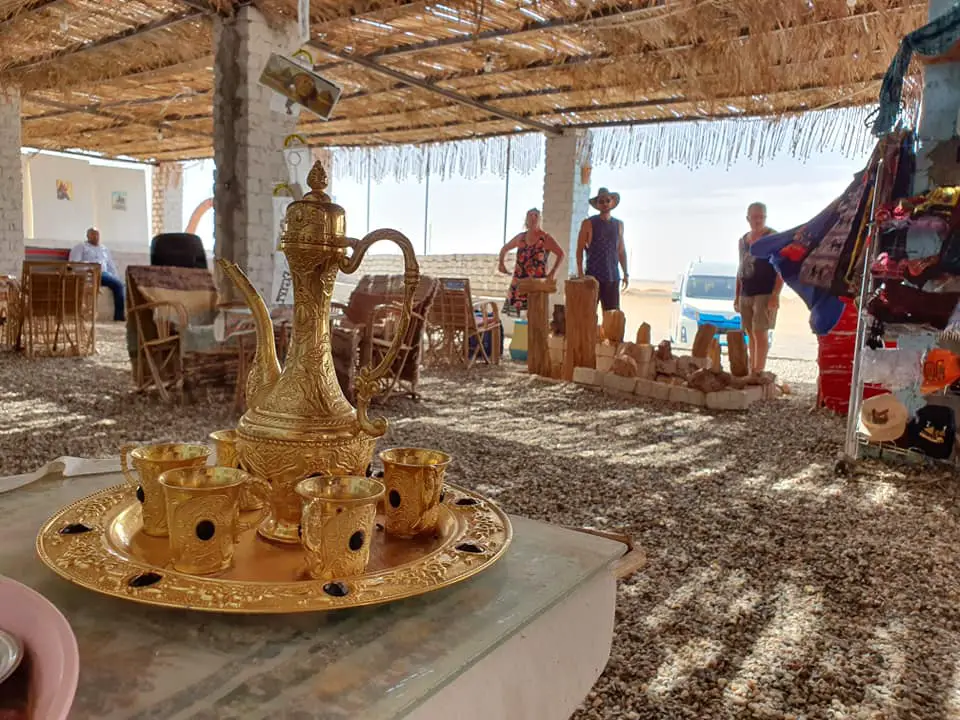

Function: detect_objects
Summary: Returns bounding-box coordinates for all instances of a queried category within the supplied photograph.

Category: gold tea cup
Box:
[295,475,385,581]
[120,442,211,537]
[379,448,451,539]
[159,466,271,575]
[209,429,263,511]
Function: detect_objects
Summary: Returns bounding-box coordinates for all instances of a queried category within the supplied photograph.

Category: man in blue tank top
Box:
[575,187,629,311]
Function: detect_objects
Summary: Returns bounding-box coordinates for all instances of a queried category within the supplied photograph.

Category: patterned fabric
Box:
[873,4,960,137]
[585,215,621,283]
[751,133,914,335]
[506,233,549,312]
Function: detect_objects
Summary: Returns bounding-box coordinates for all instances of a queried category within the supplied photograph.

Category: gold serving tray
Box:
[36,483,512,614]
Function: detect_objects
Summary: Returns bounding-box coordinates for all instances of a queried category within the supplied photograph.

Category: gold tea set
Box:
[36,163,512,613]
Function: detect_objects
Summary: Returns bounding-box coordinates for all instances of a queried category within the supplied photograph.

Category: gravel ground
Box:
[3,325,960,719]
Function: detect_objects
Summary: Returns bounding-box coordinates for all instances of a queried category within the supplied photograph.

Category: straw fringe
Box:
[331,104,915,183]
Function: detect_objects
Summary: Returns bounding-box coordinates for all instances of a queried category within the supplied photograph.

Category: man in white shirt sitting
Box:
[69,227,124,321]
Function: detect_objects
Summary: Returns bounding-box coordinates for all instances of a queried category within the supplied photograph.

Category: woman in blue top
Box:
[576,187,629,311]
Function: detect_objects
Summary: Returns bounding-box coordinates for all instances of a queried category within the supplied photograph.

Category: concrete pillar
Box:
[541,131,591,302]
[151,162,184,237]
[0,89,23,278]
[213,5,298,297]
[915,0,960,192]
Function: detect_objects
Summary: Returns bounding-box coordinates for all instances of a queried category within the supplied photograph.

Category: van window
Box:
[686,275,736,301]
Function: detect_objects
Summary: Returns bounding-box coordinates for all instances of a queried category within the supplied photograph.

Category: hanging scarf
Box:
[873,5,960,137]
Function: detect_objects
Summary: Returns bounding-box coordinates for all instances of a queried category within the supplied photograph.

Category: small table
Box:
[0,465,628,720]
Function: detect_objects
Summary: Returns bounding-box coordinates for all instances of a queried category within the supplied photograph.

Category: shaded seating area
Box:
[331,274,439,402]
[126,265,241,402]
[425,277,502,367]
[18,261,101,358]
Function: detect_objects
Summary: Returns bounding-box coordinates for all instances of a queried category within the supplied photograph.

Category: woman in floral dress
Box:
[498,208,566,315]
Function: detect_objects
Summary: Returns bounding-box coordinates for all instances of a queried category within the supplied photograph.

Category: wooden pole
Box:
[691,324,717,358]
[636,322,651,345]
[517,278,557,377]
[602,310,626,344]
[709,337,722,371]
[727,330,749,377]
[562,276,599,381]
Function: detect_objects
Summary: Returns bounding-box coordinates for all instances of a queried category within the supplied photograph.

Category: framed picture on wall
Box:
[56,180,72,201]
[111,191,127,211]
[259,52,341,121]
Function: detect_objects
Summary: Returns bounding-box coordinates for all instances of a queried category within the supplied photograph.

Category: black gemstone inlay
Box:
[297,524,303,539]
[195,520,216,541]
[136,486,145,503]
[365,463,373,477]
[439,490,446,503]
[323,581,349,597]
[389,490,401,508]
[456,543,484,554]
[59,523,94,535]
[348,530,364,551]
[129,572,163,588]
[376,523,384,531]
[455,497,479,506]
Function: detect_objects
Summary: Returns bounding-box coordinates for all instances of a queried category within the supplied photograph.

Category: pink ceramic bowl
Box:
[0,577,79,720]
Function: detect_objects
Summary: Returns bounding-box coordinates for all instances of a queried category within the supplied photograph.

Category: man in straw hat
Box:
[576,187,629,311]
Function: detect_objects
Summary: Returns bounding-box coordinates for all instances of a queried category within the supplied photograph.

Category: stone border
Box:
[571,367,781,411]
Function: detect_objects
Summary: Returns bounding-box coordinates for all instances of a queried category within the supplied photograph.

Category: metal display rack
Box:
[841,157,960,467]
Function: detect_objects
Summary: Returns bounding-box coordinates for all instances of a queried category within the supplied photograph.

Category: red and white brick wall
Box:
[0,89,23,278]
[151,162,184,238]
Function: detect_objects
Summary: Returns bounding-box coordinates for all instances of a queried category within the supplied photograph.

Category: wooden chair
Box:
[125,265,242,403]
[425,277,502,367]
[20,261,100,357]
[331,275,439,402]
[0,275,21,351]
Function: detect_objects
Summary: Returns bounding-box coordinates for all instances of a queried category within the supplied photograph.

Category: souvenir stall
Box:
[750,3,960,466]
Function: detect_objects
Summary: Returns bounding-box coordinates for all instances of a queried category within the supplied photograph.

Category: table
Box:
[0,466,626,720]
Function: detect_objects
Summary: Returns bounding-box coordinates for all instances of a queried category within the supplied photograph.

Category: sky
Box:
[181,144,868,284]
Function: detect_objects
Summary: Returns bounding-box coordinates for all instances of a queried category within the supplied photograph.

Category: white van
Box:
[670,261,747,348]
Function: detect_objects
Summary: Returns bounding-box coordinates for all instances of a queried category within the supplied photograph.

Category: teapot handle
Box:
[340,229,420,437]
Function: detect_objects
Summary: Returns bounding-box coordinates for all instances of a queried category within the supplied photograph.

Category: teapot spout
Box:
[217,259,281,411]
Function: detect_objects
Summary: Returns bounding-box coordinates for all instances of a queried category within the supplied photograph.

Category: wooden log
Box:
[602,310,626,344]
[709,337,722,371]
[562,276,599,381]
[516,278,557,377]
[727,330,749,377]
[691,324,717,358]
[636,322,651,345]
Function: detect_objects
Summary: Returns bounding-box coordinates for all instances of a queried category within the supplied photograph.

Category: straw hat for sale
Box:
[858,394,909,444]
[589,187,620,211]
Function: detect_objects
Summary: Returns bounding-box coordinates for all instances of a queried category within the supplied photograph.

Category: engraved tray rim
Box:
[35,483,512,614]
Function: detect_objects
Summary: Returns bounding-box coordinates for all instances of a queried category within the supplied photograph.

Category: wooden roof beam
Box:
[24,95,210,140]
[313,0,663,70]
[6,8,207,73]
[23,89,213,121]
[307,39,563,136]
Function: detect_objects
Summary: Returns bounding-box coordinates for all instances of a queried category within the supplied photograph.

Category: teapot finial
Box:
[306,162,329,198]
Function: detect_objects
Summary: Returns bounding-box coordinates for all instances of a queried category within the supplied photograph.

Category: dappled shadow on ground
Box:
[3,332,959,718]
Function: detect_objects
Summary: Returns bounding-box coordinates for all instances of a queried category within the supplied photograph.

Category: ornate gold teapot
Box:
[218,161,419,544]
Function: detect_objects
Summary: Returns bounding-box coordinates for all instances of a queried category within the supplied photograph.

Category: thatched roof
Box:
[2,0,926,164]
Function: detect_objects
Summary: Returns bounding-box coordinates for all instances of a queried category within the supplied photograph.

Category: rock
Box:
[612,355,638,378]
[688,368,729,393]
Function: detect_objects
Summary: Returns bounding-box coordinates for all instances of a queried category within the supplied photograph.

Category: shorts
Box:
[740,294,777,335]
[598,281,620,311]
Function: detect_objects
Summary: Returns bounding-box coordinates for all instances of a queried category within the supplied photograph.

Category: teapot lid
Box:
[282,161,346,244]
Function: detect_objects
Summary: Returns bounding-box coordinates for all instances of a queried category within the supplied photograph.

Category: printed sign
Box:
[259,52,341,121]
